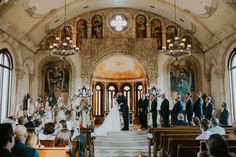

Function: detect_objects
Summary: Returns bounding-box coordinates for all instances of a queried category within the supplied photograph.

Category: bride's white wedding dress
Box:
[93,98,121,136]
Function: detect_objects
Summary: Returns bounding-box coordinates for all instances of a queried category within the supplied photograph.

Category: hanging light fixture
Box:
[162,0,192,60]
[49,0,80,60]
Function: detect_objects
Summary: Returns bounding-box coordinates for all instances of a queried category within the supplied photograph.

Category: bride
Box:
[92,94,121,136]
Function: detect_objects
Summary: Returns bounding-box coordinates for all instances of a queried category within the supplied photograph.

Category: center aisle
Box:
[94,130,149,157]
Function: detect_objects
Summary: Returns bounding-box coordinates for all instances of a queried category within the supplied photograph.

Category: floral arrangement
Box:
[33,107,45,118]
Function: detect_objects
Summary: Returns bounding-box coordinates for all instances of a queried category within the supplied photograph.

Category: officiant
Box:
[138,93,149,129]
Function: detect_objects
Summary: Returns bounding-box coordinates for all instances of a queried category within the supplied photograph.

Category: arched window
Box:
[123,85,132,111]
[229,49,236,120]
[107,85,117,111]
[0,49,13,121]
[95,84,103,116]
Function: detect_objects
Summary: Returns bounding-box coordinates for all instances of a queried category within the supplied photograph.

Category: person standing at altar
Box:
[160,93,170,127]
[118,92,129,130]
[16,104,24,119]
[185,92,193,125]
[56,96,66,123]
[138,93,149,129]
[27,97,35,116]
[35,97,43,110]
[194,92,203,119]
[150,94,157,128]
[171,96,183,125]
[204,96,214,120]
[44,97,53,123]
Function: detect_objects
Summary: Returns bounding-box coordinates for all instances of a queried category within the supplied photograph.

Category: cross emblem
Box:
[110,15,128,32]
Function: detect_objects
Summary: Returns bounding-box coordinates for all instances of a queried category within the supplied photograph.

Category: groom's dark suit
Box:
[118,94,129,130]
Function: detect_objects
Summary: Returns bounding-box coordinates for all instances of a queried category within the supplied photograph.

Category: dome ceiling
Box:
[0,0,235,52]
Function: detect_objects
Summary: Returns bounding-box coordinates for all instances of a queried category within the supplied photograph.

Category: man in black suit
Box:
[204,96,214,120]
[171,96,183,125]
[0,123,18,157]
[160,93,170,127]
[194,92,203,119]
[185,92,193,125]
[138,93,149,129]
[219,102,230,125]
[150,94,158,128]
[118,92,129,130]
[12,125,39,157]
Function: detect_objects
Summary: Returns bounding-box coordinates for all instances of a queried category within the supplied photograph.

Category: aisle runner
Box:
[94,130,149,157]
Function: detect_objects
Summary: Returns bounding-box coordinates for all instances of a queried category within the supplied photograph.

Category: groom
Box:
[118,92,129,130]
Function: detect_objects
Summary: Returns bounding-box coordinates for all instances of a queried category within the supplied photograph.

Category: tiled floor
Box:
[94,125,149,157]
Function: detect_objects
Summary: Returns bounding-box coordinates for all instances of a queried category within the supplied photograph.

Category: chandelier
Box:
[49,0,80,60]
[162,0,192,60]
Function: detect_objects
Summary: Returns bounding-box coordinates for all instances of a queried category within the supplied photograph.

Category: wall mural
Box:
[93,54,145,80]
[76,19,88,48]
[170,60,195,101]
[136,15,147,38]
[92,15,103,38]
[151,19,162,48]
[61,25,73,40]
[44,61,71,105]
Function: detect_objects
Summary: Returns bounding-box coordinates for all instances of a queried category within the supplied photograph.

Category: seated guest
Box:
[209,117,225,135]
[192,116,200,126]
[34,119,42,135]
[228,122,236,140]
[219,102,230,126]
[54,120,67,135]
[25,133,39,149]
[54,129,75,157]
[24,116,35,128]
[38,122,55,140]
[12,125,39,157]
[0,123,18,157]
[174,113,188,125]
[196,118,213,140]
[18,117,26,125]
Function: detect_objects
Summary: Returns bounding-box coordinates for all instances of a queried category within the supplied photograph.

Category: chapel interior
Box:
[0,0,236,157]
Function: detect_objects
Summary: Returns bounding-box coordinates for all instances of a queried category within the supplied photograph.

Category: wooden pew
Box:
[38,147,70,157]
[177,140,236,157]
[40,140,77,148]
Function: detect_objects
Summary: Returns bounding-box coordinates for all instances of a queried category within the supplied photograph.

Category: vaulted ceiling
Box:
[0,0,235,52]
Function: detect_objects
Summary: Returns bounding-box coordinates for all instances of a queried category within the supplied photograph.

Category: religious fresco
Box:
[76,19,88,48]
[44,61,71,105]
[61,25,73,40]
[136,15,146,38]
[93,54,145,80]
[166,25,180,41]
[92,15,103,38]
[170,60,195,101]
[151,19,162,48]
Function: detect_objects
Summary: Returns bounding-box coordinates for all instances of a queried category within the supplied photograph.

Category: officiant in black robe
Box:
[118,92,129,130]
[138,94,149,129]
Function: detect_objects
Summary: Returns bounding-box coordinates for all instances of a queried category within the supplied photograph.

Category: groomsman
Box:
[150,94,158,128]
[160,93,170,127]
[138,93,149,129]
[204,96,214,120]
[171,96,183,125]
[185,92,193,125]
[220,102,230,125]
[194,92,203,119]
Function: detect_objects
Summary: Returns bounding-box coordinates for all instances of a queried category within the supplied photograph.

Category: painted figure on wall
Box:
[136,15,146,38]
[61,26,73,40]
[46,35,56,49]
[151,19,162,48]
[76,19,88,48]
[166,25,180,41]
[92,15,103,38]
[44,61,71,105]
[170,61,195,101]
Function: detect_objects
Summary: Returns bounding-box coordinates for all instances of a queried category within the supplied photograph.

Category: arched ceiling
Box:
[0,0,235,52]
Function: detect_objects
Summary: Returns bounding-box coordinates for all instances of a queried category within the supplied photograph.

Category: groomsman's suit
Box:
[171,98,183,125]
[194,95,203,119]
[185,98,193,125]
[138,95,149,129]
[119,93,129,130]
[160,97,170,127]
[150,95,158,128]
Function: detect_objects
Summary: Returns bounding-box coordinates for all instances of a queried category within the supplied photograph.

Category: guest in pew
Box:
[209,117,225,135]
[220,102,230,126]
[38,122,56,140]
[25,133,40,149]
[192,116,200,126]
[54,120,67,135]
[185,92,194,125]
[160,93,170,127]
[24,116,35,129]
[196,118,213,140]
[0,123,18,157]
[194,92,203,120]
[171,96,183,125]
[228,122,236,140]
[53,129,75,157]
[12,125,39,157]
[174,113,188,125]
[18,116,26,125]
[198,134,236,157]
